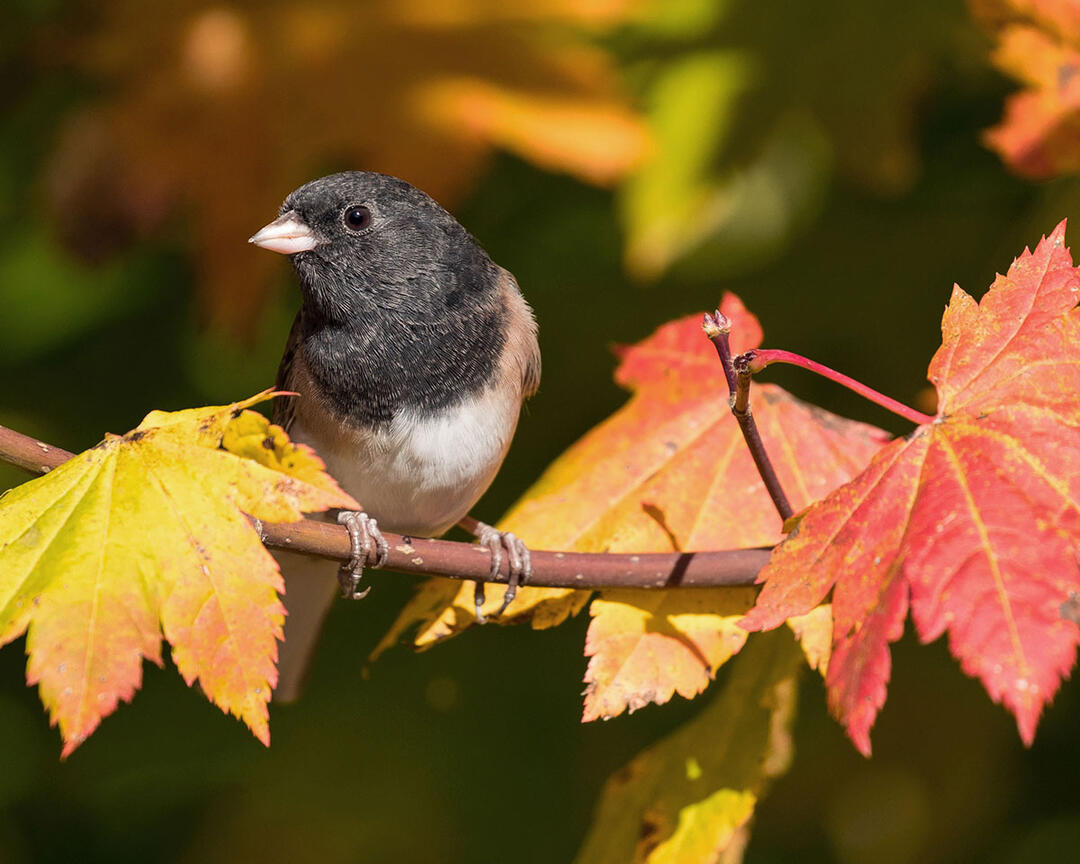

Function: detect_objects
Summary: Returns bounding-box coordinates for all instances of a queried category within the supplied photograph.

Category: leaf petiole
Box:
[739,349,936,427]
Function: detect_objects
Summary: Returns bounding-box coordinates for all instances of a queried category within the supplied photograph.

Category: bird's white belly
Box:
[291,386,519,538]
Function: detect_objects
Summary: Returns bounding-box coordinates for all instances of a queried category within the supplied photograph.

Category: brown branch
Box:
[0,423,768,589]
[0,424,71,474]
[703,311,794,522]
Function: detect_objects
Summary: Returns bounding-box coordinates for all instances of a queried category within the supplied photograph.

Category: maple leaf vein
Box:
[686,428,745,548]
[950,416,1080,511]
[935,434,1029,675]
[954,355,1080,417]
[811,415,878,477]
[73,454,118,737]
[803,439,916,584]
[835,436,928,637]
[135,447,263,700]
[951,250,1064,405]
[574,401,727,546]
[767,408,813,507]
[0,458,108,634]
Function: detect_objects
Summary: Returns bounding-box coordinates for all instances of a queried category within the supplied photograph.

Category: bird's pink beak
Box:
[249,211,319,255]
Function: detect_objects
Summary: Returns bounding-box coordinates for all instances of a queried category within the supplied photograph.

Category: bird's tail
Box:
[272,549,340,703]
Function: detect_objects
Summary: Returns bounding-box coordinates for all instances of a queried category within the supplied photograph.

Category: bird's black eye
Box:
[344,205,372,231]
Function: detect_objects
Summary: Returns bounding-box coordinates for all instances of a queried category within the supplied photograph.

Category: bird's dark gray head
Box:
[250,171,497,323]
[251,171,511,426]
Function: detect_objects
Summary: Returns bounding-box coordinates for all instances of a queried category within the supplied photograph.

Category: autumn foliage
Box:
[977,0,1080,177]
[0,395,355,754]
[4,221,1080,784]
[744,221,1080,754]
[6,1,1080,860]
[48,0,647,331]
[374,294,884,724]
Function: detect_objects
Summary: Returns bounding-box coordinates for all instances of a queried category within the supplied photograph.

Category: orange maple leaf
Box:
[577,299,888,720]
[375,295,888,722]
[742,220,1080,754]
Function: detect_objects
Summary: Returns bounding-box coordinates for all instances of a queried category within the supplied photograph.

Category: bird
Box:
[249,171,540,702]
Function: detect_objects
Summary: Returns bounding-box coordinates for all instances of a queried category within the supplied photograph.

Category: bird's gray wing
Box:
[270,309,342,704]
[272,311,303,432]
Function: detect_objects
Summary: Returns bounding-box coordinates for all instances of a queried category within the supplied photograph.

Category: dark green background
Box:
[2,1,1079,862]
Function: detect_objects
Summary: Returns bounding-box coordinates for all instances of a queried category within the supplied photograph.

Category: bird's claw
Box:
[336,511,388,599]
[473,522,531,623]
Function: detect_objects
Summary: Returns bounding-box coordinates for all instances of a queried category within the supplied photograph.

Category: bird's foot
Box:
[472,521,531,624]
[336,511,389,599]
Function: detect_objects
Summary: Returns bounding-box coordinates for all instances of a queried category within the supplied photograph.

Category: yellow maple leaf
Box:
[0,392,356,756]
[785,604,832,677]
[574,629,803,864]
[582,588,757,722]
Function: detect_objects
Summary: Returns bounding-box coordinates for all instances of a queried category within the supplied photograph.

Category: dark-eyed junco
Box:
[250,171,540,701]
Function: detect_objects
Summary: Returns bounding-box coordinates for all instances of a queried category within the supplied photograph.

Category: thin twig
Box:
[0,423,769,589]
[743,348,935,426]
[703,313,740,397]
[703,312,794,522]
[734,361,751,415]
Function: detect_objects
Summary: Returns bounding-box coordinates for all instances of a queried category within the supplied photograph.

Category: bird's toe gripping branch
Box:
[336,511,389,599]
[472,522,532,624]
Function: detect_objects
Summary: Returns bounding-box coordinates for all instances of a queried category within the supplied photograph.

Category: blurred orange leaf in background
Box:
[48,0,649,332]
[974,0,1080,176]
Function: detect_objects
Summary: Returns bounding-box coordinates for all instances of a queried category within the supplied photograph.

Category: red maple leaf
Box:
[742,220,1080,754]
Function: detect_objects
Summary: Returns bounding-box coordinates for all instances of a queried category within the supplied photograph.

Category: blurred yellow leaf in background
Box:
[574,629,803,864]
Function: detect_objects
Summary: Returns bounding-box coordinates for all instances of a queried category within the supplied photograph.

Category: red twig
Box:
[703,312,794,522]
[0,424,769,590]
[743,348,935,427]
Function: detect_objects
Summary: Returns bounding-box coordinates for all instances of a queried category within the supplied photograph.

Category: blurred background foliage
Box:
[2,0,1080,861]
